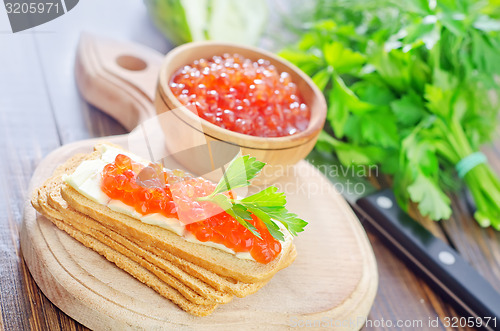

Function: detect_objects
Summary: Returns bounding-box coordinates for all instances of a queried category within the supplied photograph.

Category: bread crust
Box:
[31,146,298,316]
[60,147,295,283]
[33,188,217,316]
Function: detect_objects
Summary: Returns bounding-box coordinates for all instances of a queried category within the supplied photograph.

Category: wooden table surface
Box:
[1,1,499,330]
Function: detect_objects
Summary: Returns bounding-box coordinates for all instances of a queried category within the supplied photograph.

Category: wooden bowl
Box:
[155,41,326,182]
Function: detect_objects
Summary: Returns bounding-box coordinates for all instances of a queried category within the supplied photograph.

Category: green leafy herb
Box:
[280,0,500,229]
[199,156,307,241]
[210,155,265,196]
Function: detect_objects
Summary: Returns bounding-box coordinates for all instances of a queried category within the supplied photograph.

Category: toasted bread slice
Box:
[31,153,87,211]
[49,187,295,299]
[47,181,294,299]
[38,177,230,305]
[45,216,217,316]
[32,156,225,308]
[61,146,295,283]
[32,154,295,298]
[46,182,234,304]
[33,151,295,295]
[32,189,217,316]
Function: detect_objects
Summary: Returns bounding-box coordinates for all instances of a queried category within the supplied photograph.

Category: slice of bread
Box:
[32,154,294,298]
[40,178,231,305]
[47,180,294,299]
[33,187,217,316]
[45,178,234,304]
[31,145,299,316]
[61,146,295,283]
[47,215,218,316]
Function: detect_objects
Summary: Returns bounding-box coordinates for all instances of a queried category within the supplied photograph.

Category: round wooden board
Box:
[21,135,378,330]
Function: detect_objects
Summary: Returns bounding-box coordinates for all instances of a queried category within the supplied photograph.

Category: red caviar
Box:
[101,154,281,263]
[170,53,310,137]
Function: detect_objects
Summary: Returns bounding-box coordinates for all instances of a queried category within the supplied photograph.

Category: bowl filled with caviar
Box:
[154,41,326,182]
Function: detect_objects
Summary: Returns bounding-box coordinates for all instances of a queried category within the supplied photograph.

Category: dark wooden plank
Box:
[30,0,170,144]
[364,176,471,330]
[366,224,485,331]
[0,3,169,330]
[365,142,500,331]
[0,31,73,331]
[366,229,446,331]
[443,196,500,291]
[0,10,91,331]
[437,143,500,291]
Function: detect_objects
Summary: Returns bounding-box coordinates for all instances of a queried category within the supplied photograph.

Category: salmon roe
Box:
[101,154,282,263]
[170,53,310,137]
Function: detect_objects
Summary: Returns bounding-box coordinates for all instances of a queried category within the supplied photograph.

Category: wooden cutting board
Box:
[20,34,378,330]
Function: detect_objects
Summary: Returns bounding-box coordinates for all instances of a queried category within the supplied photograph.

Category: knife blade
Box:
[307,149,500,331]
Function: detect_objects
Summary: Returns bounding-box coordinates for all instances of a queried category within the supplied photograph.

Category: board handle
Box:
[75,33,164,131]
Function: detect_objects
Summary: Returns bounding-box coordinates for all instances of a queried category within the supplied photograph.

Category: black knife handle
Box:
[357,189,500,330]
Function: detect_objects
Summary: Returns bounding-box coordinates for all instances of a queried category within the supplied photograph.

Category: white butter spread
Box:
[63,144,294,261]
[107,199,143,219]
[140,213,185,237]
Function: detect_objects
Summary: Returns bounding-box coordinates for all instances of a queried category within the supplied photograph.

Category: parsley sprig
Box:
[198,155,308,241]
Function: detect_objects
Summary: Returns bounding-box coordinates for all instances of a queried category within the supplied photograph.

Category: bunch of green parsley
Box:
[280,0,500,228]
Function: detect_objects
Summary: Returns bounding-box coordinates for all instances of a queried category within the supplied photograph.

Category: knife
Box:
[307,150,500,331]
